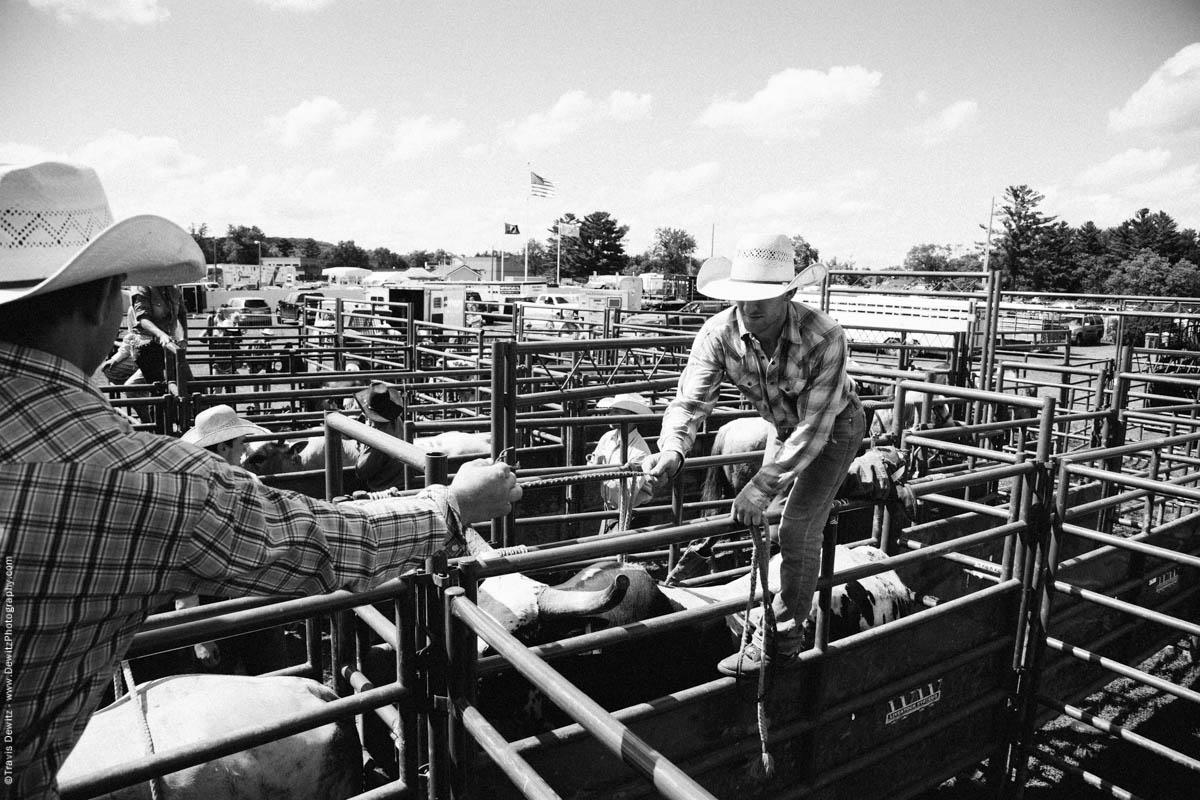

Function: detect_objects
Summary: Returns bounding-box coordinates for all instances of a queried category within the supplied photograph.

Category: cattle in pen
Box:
[474,543,915,653]
[241,430,492,478]
[58,675,361,800]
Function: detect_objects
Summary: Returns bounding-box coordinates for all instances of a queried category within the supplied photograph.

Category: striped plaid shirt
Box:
[658,300,856,495]
[0,343,462,799]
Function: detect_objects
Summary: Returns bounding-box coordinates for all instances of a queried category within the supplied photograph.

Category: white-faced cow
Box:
[58,675,360,800]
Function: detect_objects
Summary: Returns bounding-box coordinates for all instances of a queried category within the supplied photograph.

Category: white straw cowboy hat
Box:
[696,233,827,302]
[598,393,652,416]
[181,405,269,449]
[0,161,204,306]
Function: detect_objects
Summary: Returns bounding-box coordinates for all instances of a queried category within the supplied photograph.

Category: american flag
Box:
[530,171,556,198]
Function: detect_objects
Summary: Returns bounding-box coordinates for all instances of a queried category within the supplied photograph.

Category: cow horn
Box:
[536,574,630,619]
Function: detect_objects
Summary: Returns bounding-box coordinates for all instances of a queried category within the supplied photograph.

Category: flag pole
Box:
[524,164,530,281]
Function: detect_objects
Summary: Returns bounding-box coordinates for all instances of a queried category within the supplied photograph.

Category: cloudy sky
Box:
[3,0,1199,268]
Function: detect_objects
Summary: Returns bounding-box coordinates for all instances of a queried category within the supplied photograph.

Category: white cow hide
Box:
[58,675,361,800]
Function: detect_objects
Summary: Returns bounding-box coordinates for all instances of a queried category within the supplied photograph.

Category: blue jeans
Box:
[767,395,866,649]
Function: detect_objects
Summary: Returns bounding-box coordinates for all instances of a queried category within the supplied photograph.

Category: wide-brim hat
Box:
[181,404,269,449]
[0,161,204,306]
[696,233,827,302]
[598,393,652,416]
[354,380,406,423]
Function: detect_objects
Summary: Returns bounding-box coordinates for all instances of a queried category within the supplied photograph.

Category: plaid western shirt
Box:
[0,343,463,799]
[658,300,856,496]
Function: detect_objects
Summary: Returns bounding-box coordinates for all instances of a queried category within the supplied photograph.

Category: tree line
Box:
[190,186,1200,296]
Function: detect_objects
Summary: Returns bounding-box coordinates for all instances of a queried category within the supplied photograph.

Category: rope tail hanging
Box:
[734,522,777,779]
[116,660,164,800]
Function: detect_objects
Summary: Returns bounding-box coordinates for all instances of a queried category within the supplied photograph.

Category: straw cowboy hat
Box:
[696,233,827,302]
[0,161,204,307]
[598,393,652,416]
[181,405,269,449]
[354,380,406,423]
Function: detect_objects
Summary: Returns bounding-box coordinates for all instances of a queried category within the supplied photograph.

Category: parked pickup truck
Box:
[276,291,323,325]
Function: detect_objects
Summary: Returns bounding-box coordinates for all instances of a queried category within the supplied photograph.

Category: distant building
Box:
[423,261,482,282]
[263,256,320,282]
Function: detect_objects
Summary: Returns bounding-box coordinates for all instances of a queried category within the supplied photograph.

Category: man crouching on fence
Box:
[642,234,866,677]
[0,161,522,800]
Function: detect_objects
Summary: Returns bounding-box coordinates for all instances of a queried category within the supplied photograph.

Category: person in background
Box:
[0,161,521,800]
[180,403,268,468]
[587,393,656,534]
[127,283,188,385]
[98,327,140,385]
[176,404,272,668]
[642,234,865,677]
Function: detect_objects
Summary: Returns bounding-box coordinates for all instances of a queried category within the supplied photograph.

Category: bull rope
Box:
[350,468,645,501]
[114,659,166,800]
[734,523,776,779]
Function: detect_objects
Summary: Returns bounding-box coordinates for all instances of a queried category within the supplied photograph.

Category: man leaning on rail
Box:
[0,161,522,800]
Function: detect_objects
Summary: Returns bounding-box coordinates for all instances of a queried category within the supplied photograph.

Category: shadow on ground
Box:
[916,641,1199,799]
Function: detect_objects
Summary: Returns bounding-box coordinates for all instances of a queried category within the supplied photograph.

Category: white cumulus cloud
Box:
[267,96,348,148]
[608,91,653,121]
[643,162,720,201]
[333,110,379,151]
[388,115,465,161]
[1109,43,1200,135]
[253,0,338,9]
[26,0,168,24]
[504,90,654,151]
[697,66,882,140]
[911,99,978,146]
[1076,147,1173,187]
[75,130,206,182]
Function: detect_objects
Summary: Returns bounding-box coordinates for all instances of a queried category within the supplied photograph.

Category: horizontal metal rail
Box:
[902,433,1024,464]
[1058,522,1200,570]
[59,683,410,800]
[1036,694,1200,776]
[1043,637,1200,705]
[1024,746,1144,800]
[128,578,408,655]
[447,588,719,800]
[1038,587,1198,689]
[326,411,429,470]
[1066,462,1200,501]
[1051,580,1200,639]
[458,702,561,800]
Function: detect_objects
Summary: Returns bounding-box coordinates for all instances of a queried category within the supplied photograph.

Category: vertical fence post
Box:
[396,585,419,794]
[324,412,344,501]
[491,339,518,548]
[443,586,475,800]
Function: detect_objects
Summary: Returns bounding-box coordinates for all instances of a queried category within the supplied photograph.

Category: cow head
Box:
[243,439,306,475]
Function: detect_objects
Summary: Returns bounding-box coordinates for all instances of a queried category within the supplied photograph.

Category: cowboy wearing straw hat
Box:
[0,161,521,799]
[587,393,657,534]
[643,233,866,676]
[181,404,270,466]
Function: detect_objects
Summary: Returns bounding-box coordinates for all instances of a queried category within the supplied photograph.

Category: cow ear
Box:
[289,441,307,455]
